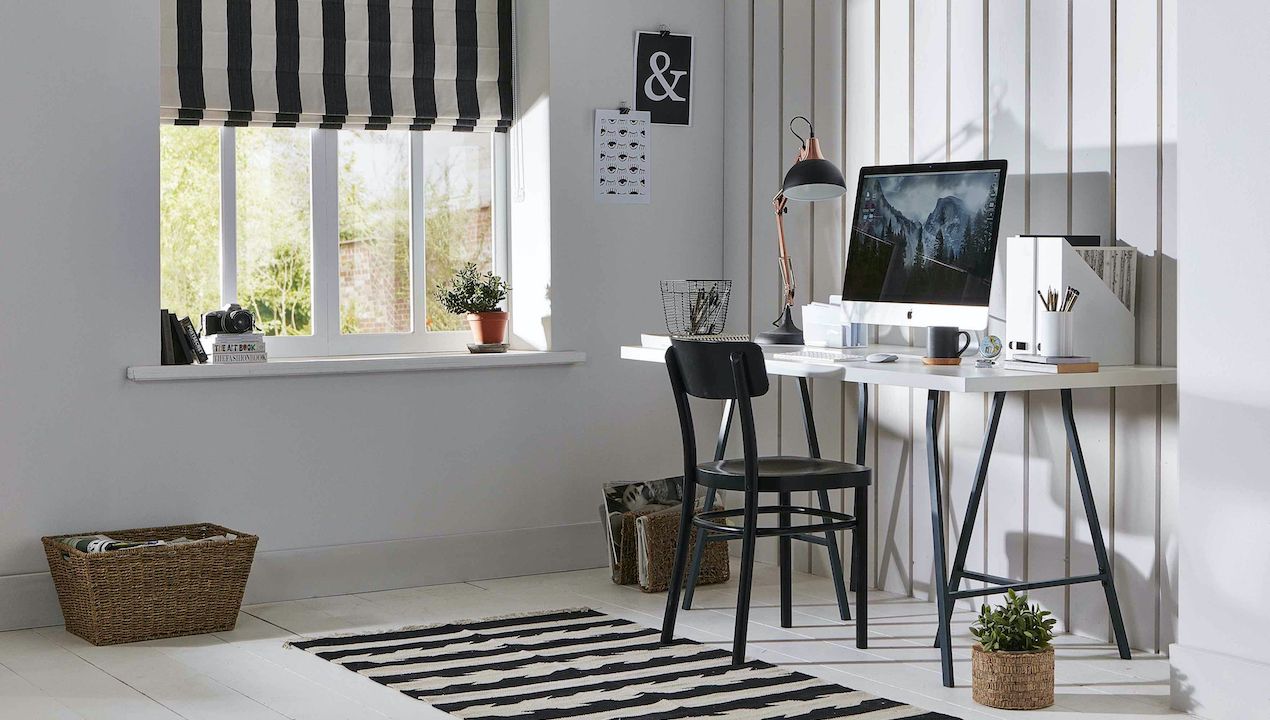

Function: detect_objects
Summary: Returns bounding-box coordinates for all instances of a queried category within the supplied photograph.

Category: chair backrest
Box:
[666,339,769,400]
[665,339,765,482]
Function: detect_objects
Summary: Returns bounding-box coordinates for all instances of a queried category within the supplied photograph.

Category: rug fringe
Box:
[283,607,596,649]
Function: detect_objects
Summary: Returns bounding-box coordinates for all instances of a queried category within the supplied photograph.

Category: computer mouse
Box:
[865,353,898,363]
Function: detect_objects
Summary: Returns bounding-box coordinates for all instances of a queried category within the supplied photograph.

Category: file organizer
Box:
[1004,236,1137,365]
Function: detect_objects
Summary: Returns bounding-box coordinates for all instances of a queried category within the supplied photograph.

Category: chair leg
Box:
[778,491,793,628]
[661,473,698,644]
[733,486,760,665]
[853,484,869,648]
[681,486,717,610]
[817,489,852,621]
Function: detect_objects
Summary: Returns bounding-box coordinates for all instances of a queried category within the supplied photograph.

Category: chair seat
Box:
[696,455,872,493]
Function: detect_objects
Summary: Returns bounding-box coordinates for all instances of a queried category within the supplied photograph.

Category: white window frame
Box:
[213,127,508,358]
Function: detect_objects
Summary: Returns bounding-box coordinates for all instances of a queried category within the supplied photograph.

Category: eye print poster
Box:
[595,109,650,204]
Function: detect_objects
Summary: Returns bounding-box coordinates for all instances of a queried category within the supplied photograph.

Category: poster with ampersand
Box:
[633,31,693,126]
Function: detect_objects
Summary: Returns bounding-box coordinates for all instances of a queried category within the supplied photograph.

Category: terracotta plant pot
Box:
[971,644,1054,710]
[466,311,508,345]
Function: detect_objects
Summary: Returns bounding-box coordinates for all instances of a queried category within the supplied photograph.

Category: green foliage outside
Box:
[160,127,494,336]
[236,129,313,336]
[337,130,411,335]
[159,126,220,322]
[969,589,1057,652]
[423,161,491,331]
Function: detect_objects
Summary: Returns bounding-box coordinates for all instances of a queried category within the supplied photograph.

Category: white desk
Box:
[621,342,1176,392]
[621,340,1176,687]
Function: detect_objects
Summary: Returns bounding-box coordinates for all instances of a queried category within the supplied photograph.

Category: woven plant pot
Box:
[971,644,1055,710]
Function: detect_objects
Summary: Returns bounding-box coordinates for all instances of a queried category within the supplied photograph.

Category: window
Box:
[159,127,507,357]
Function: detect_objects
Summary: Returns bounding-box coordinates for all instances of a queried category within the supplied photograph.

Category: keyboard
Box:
[771,348,866,364]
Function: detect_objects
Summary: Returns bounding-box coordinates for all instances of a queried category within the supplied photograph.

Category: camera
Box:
[202,303,255,335]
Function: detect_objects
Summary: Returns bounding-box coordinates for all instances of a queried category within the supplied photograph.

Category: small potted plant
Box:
[969,589,1057,710]
[435,263,511,348]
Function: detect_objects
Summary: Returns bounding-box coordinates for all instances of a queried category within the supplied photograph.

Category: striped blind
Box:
[161,0,513,132]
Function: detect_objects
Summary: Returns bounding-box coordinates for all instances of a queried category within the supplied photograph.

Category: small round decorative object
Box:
[977,334,1003,367]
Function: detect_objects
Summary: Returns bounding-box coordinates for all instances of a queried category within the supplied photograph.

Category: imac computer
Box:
[841,160,1008,330]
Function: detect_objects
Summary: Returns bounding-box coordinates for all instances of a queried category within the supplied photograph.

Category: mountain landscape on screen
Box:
[845,169,1002,305]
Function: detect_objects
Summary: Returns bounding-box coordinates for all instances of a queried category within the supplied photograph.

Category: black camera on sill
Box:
[202,303,255,335]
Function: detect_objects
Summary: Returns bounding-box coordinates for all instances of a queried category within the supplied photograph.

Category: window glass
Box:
[422,133,494,331]
[337,130,412,334]
[159,126,220,321]
[236,128,313,336]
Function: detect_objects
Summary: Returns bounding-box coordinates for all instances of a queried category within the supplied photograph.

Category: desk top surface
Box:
[620,342,1176,393]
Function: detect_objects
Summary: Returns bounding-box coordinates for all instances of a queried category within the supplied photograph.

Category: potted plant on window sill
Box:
[969,589,1058,710]
[435,263,511,351]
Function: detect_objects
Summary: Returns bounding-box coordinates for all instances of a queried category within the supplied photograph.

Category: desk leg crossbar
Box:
[927,387,1131,687]
[682,378,856,627]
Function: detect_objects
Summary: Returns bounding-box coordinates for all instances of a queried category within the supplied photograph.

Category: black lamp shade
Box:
[782,158,847,201]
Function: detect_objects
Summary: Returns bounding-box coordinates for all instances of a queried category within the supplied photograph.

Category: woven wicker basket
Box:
[42,523,258,646]
[971,644,1055,710]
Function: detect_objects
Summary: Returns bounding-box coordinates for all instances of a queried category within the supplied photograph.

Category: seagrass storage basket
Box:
[42,523,258,645]
[971,644,1055,710]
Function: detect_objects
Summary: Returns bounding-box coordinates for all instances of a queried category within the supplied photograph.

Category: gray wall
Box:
[1170,1,1270,717]
[0,0,725,629]
[723,0,1178,654]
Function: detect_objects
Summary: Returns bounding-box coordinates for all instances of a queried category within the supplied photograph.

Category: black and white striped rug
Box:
[291,608,960,719]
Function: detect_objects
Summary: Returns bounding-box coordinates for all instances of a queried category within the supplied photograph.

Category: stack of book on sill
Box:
[205,333,268,364]
[1002,354,1099,374]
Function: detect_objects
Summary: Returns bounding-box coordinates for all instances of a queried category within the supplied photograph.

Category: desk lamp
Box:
[755,116,848,345]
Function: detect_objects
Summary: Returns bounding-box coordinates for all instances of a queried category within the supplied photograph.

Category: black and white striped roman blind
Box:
[161,0,513,132]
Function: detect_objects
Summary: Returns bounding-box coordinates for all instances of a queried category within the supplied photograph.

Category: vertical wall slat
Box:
[908,0,948,602]
[1158,0,1178,653]
[945,0,988,608]
[742,0,785,568]
[723,1,754,338]
[808,0,847,578]
[1113,0,1161,653]
[874,0,914,596]
[779,0,817,572]
[984,0,1029,589]
[1065,0,1115,643]
[1025,0,1072,629]
[844,0,880,585]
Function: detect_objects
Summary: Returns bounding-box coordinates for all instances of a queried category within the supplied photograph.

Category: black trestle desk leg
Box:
[682,399,734,610]
[938,390,1007,648]
[799,377,852,622]
[850,383,868,593]
[926,389,955,687]
[1062,389,1132,660]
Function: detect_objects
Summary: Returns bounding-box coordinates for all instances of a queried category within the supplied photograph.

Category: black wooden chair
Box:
[661,339,871,665]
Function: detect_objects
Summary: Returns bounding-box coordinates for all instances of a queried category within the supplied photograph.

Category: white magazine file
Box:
[1004,235,1136,366]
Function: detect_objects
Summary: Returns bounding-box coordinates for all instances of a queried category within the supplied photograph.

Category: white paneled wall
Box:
[722,0,1177,653]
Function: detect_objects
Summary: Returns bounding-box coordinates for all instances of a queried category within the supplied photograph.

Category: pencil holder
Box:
[1036,311,1074,356]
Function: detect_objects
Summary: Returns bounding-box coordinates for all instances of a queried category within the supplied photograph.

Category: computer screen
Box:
[842,160,1007,309]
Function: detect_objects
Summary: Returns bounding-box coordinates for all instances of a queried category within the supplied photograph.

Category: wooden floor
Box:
[0,564,1189,720]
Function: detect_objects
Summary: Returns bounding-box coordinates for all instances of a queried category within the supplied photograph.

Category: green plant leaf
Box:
[968,592,1053,652]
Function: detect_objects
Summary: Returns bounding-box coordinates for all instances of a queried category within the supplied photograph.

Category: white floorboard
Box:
[0,564,1190,720]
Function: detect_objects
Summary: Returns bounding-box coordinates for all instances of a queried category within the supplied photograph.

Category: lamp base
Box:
[754,306,804,345]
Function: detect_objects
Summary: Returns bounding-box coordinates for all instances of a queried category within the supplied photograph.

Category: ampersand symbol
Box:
[643,51,686,102]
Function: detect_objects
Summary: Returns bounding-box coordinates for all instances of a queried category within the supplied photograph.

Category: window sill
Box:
[126,350,586,382]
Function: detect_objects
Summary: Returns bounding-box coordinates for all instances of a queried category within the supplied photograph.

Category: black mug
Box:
[927,326,971,359]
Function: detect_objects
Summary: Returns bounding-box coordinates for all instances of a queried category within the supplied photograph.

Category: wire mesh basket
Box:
[660,280,731,336]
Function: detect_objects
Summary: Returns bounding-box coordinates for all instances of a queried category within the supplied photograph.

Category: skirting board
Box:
[1170,643,1270,719]
[0,521,606,632]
